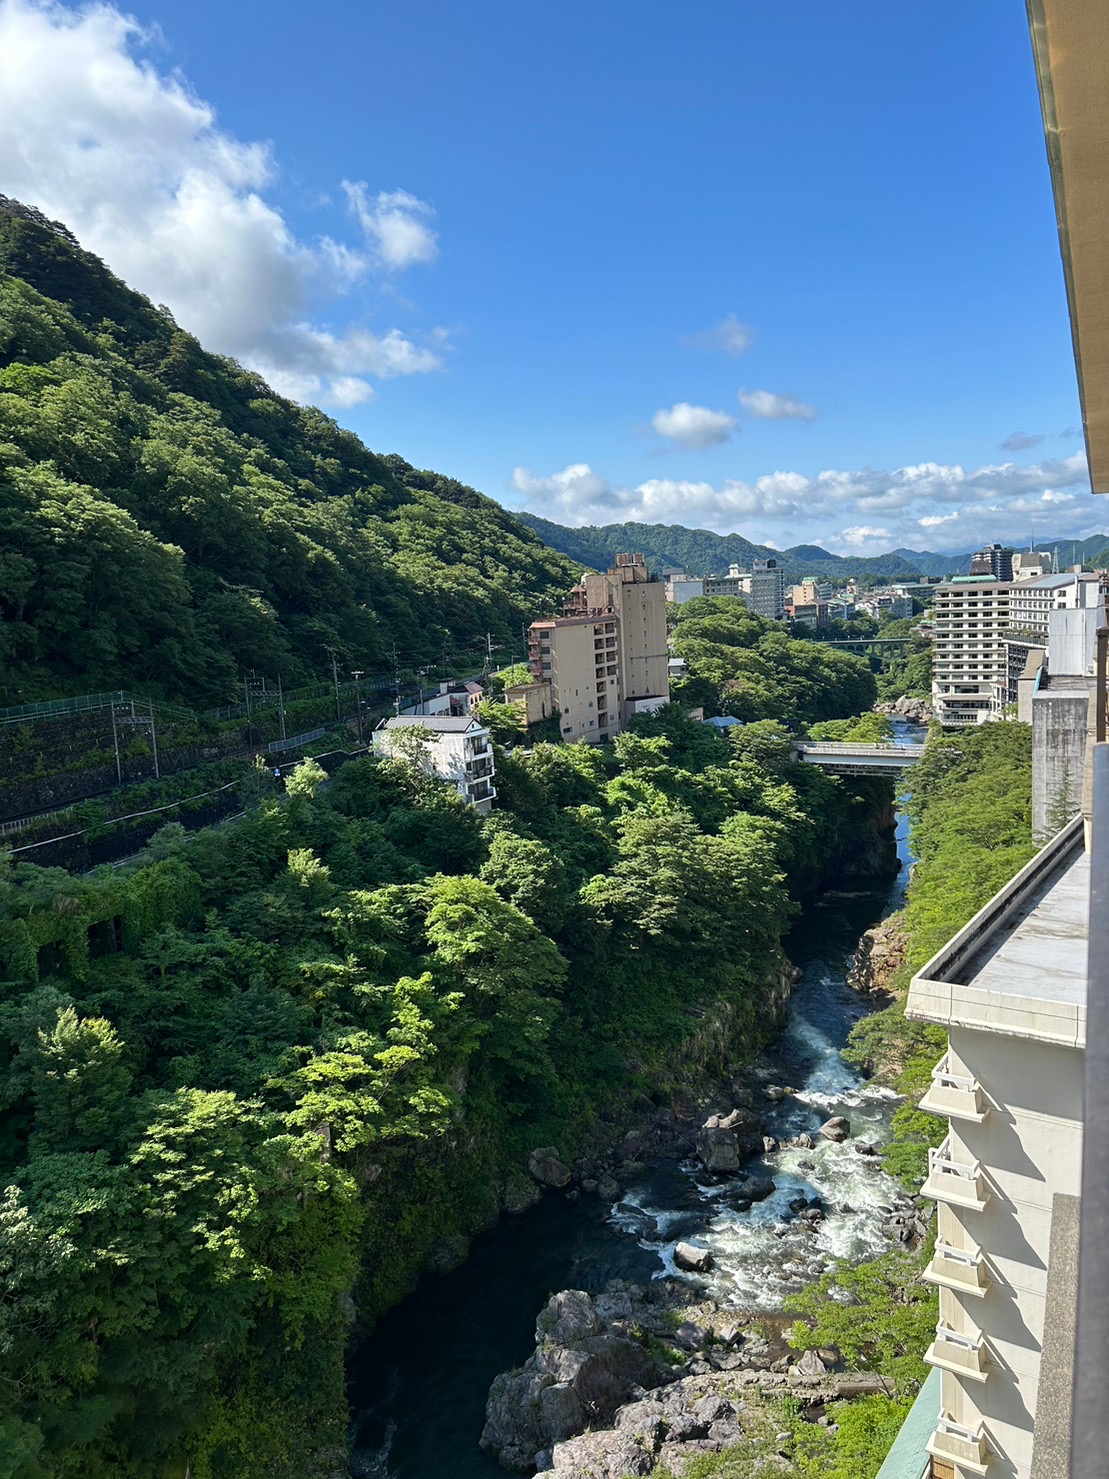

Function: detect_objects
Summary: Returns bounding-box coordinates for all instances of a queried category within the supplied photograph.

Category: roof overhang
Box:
[1026,0,1109,492]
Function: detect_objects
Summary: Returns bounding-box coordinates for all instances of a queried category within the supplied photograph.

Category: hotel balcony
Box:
[925,1321,990,1382]
[927,1414,991,1475]
[924,1239,990,1297]
[919,1051,989,1123]
[922,1136,989,1212]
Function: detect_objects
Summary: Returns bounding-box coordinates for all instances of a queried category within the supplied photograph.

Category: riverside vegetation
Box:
[606,720,1035,1479]
[0,671,902,1478]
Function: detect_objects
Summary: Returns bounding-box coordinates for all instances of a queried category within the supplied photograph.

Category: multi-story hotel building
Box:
[880,810,1088,1479]
[931,579,1015,726]
[527,554,669,743]
[1007,573,1103,643]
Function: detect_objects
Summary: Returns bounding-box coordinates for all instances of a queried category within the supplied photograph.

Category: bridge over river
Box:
[795,739,928,774]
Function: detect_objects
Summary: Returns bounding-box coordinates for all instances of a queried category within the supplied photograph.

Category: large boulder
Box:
[819,1116,850,1143]
[481,1290,657,1471]
[529,1147,573,1188]
[695,1109,760,1174]
[696,1118,741,1174]
[674,1242,715,1274]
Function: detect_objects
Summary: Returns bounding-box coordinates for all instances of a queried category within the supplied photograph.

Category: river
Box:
[347,781,916,1479]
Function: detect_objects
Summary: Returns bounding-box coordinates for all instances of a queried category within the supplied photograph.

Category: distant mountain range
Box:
[512,514,1109,583]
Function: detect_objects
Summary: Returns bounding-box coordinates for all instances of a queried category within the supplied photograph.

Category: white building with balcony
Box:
[372,714,497,812]
[893,814,1089,1478]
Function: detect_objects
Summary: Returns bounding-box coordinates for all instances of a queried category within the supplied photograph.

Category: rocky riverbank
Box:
[874,695,933,724]
[846,914,910,998]
[480,1269,916,1477]
[481,1075,931,1477]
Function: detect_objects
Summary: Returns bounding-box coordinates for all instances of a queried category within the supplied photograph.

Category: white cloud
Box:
[509,451,1095,553]
[1001,430,1046,451]
[0,0,446,408]
[342,182,438,270]
[651,402,737,449]
[838,526,893,549]
[738,388,819,422]
[683,312,755,357]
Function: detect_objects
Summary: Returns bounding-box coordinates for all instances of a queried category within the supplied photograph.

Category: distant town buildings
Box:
[526,553,670,743]
[372,713,497,812]
[969,542,1016,582]
[692,558,787,618]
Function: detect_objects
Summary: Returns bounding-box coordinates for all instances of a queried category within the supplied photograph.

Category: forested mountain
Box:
[510,513,969,580]
[0,197,580,707]
[513,513,1109,582]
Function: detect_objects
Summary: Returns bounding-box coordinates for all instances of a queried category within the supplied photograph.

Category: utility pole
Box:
[148,698,160,780]
[109,703,122,784]
[277,675,287,742]
[351,671,364,744]
[326,647,341,721]
[244,677,253,749]
[392,643,401,715]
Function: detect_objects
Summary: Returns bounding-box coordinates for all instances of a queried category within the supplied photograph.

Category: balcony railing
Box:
[924,1239,990,1297]
[928,1414,990,1475]
[919,1052,989,1123]
[926,1322,989,1382]
[921,1136,989,1211]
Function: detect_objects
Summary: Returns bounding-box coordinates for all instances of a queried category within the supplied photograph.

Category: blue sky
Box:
[0,0,1096,553]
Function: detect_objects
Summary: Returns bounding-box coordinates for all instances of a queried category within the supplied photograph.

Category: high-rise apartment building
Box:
[748,558,787,619]
[931,579,1014,726]
[527,554,669,743]
[701,559,786,618]
[969,544,1015,582]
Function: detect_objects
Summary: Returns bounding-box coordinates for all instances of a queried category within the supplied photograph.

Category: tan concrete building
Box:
[527,554,669,743]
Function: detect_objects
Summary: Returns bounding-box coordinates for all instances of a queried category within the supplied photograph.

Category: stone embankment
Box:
[874,695,933,724]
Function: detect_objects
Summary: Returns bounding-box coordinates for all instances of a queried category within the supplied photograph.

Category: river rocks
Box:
[541,1378,749,1478]
[876,695,933,723]
[763,1135,779,1155]
[481,1289,659,1472]
[791,1348,828,1380]
[529,1147,572,1188]
[819,1116,850,1143]
[674,1242,715,1274]
[794,1132,816,1151]
[854,1140,879,1157]
[694,1106,765,1175]
[596,1173,619,1202]
[764,1084,791,1102]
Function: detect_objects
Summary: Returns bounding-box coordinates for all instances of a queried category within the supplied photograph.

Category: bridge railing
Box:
[795,740,927,754]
